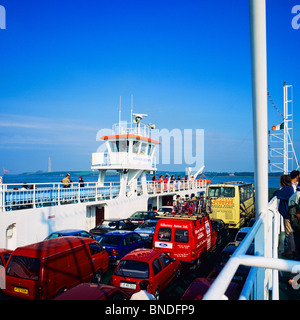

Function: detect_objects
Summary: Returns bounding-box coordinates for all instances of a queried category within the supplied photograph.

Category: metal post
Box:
[249,0,269,299]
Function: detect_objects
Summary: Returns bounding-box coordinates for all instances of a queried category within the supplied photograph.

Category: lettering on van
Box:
[212,198,234,208]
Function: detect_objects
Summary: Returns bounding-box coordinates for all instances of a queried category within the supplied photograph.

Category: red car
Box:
[54,283,130,300]
[110,248,180,300]
[180,278,241,300]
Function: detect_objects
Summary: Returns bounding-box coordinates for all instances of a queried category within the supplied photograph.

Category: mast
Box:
[249,0,269,300]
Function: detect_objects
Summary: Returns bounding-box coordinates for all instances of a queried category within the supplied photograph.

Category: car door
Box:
[122,234,135,257]
[158,253,175,288]
[131,233,145,250]
[151,257,164,290]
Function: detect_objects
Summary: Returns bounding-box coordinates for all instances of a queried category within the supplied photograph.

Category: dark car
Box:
[215,242,254,283]
[44,229,101,242]
[98,231,146,265]
[128,211,159,226]
[211,219,229,244]
[181,278,241,300]
[54,283,130,300]
[89,219,135,236]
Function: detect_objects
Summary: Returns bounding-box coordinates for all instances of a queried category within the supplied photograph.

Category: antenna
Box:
[119,96,122,125]
[131,94,133,131]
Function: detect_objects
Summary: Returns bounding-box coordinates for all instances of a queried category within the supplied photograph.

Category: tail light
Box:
[37,285,43,296]
[191,249,195,257]
[147,281,153,291]
[111,249,119,256]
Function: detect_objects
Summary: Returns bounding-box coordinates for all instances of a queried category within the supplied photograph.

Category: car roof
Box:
[54,283,128,300]
[12,236,95,259]
[121,249,160,262]
[237,227,251,233]
[49,229,88,235]
[102,230,135,236]
[0,249,12,254]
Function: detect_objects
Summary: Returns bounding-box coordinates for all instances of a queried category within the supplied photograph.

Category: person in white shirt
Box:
[290,170,300,192]
[130,280,156,300]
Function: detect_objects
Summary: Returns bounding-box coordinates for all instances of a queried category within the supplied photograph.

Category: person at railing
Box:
[158,175,163,193]
[273,174,296,258]
[61,173,72,188]
[163,175,168,192]
[152,176,157,193]
[79,176,85,188]
[290,170,300,192]
[170,175,176,191]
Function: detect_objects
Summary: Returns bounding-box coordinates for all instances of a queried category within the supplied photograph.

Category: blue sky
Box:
[0,0,300,174]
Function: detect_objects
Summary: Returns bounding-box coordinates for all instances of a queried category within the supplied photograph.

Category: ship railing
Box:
[147,179,207,194]
[203,196,299,300]
[0,182,120,211]
[112,122,151,138]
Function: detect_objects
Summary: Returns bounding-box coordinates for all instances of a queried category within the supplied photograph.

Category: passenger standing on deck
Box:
[78,176,84,188]
[61,173,72,188]
[164,175,168,192]
[158,175,163,193]
[290,170,300,192]
[152,176,157,193]
[130,280,156,300]
[273,174,296,258]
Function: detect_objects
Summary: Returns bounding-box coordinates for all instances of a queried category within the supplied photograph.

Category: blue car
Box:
[44,229,101,242]
[134,219,158,241]
[98,230,146,265]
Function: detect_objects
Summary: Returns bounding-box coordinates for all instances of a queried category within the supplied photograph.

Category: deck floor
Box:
[278,232,300,300]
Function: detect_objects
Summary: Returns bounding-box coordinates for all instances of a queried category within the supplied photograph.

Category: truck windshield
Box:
[6,255,40,281]
[208,187,235,198]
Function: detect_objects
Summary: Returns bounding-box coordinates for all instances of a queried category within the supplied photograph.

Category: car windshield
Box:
[99,221,117,229]
[115,260,149,278]
[236,232,247,242]
[6,255,40,281]
[44,233,64,240]
[130,212,147,219]
[99,235,122,247]
[158,208,172,213]
[139,221,157,229]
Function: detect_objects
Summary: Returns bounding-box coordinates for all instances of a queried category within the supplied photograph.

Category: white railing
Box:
[1,182,120,211]
[0,178,207,212]
[147,179,207,195]
[203,196,300,300]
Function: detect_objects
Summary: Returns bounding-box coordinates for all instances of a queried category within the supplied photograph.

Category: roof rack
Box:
[157,214,207,220]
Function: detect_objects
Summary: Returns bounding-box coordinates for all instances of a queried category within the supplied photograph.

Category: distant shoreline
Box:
[9,170,282,178]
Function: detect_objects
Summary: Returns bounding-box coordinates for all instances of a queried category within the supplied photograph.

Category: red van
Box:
[4,237,109,300]
[153,215,217,267]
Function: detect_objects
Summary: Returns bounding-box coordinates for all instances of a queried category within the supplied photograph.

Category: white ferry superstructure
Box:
[0,114,207,250]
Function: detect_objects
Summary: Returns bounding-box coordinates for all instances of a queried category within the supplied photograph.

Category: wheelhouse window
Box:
[148,144,154,156]
[140,143,148,155]
[132,141,141,154]
[109,141,129,153]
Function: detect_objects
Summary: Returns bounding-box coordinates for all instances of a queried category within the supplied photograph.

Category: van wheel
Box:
[92,269,103,283]
[154,287,160,300]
